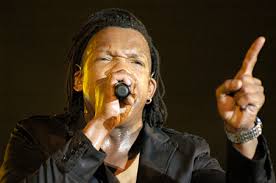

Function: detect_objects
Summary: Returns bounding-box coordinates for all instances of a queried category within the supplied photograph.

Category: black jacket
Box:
[0,114,275,183]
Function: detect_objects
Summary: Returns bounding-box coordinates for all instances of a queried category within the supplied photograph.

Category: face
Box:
[74,26,157,123]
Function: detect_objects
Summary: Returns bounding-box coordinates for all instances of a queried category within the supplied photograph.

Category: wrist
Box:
[224,117,262,144]
[232,138,258,159]
[82,117,110,150]
[224,122,255,133]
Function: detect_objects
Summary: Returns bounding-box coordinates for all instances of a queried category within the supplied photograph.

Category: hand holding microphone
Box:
[83,70,137,149]
[90,70,136,129]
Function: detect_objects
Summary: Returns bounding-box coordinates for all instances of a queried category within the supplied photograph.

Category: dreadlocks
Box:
[66,8,167,128]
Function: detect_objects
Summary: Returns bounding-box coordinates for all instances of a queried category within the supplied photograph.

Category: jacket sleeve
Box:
[226,135,275,183]
[192,135,275,183]
[0,121,106,183]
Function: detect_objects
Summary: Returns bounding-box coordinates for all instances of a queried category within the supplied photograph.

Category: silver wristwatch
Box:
[225,117,263,144]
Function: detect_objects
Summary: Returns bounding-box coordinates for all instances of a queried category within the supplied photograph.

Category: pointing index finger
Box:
[235,36,265,79]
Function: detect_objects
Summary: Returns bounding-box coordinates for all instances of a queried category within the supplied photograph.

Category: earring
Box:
[75,64,81,70]
[146,98,152,104]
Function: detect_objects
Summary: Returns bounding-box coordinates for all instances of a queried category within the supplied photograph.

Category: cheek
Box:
[82,65,109,103]
[136,77,150,99]
[82,74,95,104]
[82,70,98,100]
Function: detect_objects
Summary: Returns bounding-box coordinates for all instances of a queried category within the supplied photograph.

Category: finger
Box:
[119,105,132,122]
[234,87,264,102]
[216,79,242,98]
[106,100,121,116]
[240,75,262,86]
[121,86,137,106]
[251,77,262,86]
[236,93,265,110]
[123,95,136,106]
[235,36,265,78]
[252,77,262,85]
[95,77,117,102]
[236,84,264,95]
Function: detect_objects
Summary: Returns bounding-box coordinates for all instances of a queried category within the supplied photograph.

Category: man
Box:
[0,8,274,183]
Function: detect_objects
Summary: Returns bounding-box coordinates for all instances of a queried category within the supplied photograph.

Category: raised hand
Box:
[216,37,266,132]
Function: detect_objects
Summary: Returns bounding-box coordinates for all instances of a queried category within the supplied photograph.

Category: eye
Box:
[132,59,144,66]
[135,60,142,65]
[97,56,111,61]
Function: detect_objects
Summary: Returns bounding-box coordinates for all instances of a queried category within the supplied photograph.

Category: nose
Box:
[110,56,130,73]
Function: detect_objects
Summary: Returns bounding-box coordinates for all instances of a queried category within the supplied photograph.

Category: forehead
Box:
[84,26,151,57]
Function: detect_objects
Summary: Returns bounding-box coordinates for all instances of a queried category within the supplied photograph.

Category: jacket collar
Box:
[136,123,178,179]
[65,114,177,177]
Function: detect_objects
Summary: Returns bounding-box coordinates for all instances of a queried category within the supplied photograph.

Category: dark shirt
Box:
[0,113,275,182]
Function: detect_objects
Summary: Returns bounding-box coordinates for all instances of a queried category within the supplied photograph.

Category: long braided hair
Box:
[66,8,167,128]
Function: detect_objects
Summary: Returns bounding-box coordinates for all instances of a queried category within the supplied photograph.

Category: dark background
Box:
[1,0,276,170]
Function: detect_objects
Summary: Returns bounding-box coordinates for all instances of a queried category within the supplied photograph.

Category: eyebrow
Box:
[125,53,145,59]
[96,49,147,60]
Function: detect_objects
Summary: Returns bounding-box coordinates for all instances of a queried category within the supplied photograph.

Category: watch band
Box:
[225,117,263,144]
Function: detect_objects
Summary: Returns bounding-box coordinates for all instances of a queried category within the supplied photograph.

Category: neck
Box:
[102,118,143,150]
[110,118,143,140]
[83,104,143,166]
[83,102,143,143]
[102,118,143,170]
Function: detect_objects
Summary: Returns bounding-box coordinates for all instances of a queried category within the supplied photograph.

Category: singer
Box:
[0,8,275,183]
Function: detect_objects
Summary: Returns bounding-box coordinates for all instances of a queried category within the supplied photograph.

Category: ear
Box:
[147,77,157,100]
[73,70,83,92]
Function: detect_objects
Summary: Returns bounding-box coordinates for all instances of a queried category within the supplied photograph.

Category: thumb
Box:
[216,79,242,98]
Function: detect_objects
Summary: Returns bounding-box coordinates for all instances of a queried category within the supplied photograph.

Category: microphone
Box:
[115,82,130,100]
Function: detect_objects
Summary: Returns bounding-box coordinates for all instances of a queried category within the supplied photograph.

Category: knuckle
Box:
[237,98,246,106]
[225,79,232,84]
[241,75,249,81]
[224,79,232,88]
[240,86,248,93]
[243,94,250,101]
[253,77,262,84]
[259,86,264,92]
[216,83,226,96]
[260,92,265,99]
[241,84,256,93]
[242,75,255,84]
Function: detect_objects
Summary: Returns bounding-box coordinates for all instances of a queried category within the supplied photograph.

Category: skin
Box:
[73,26,157,170]
[74,26,266,172]
[216,37,266,159]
